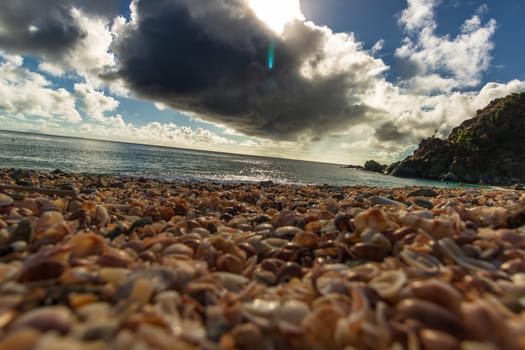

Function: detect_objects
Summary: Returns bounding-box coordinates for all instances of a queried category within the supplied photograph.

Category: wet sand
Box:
[1,168,525,349]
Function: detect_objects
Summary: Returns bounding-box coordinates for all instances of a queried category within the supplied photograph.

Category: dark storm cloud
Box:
[374,121,409,142]
[115,0,383,141]
[0,0,84,55]
[0,0,118,56]
[75,0,121,18]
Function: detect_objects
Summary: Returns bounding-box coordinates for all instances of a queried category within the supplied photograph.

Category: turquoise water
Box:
[0,130,453,188]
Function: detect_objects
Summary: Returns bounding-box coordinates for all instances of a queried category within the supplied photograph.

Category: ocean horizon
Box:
[1,130,455,188]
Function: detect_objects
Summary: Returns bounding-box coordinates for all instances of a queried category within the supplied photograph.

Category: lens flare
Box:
[268,42,275,70]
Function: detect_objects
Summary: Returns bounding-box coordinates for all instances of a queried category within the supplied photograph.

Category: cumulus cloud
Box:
[74,83,120,122]
[0,53,81,122]
[396,0,497,92]
[113,0,386,141]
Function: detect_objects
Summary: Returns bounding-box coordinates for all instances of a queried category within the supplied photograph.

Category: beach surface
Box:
[1,168,525,349]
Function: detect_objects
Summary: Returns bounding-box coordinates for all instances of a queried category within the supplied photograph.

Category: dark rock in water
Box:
[440,172,459,182]
[51,169,66,175]
[385,93,525,185]
[408,189,438,197]
[364,160,387,173]
[342,164,364,170]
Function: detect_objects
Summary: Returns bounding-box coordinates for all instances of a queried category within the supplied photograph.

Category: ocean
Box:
[0,130,451,188]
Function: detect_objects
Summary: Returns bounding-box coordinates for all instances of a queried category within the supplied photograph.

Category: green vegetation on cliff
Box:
[387,93,525,185]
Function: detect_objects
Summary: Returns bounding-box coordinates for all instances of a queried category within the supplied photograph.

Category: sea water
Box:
[0,130,454,188]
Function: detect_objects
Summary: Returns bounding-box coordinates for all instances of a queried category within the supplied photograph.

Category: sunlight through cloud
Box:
[248,0,304,34]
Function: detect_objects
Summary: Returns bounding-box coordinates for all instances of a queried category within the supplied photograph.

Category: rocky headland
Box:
[383,93,525,185]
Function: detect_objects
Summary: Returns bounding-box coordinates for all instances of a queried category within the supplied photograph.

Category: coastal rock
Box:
[440,172,459,182]
[364,160,387,173]
[385,93,525,185]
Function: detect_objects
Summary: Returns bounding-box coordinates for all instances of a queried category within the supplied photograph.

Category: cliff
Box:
[386,93,525,185]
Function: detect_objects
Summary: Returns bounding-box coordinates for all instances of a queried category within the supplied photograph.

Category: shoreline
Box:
[1,168,525,348]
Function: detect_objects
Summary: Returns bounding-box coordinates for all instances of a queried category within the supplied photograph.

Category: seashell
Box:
[351,242,389,261]
[274,226,303,239]
[277,262,303,283]
[127,278,154,304]
[460,341,499,350]
[354,207,395,234]
[253,268,277,286]
[97,248,133,268]
[409,279,462,315]
[205,305,229,342]
[11,219,35,243]
[279,300,310,325]
[302,304,346,349]
[263,237,289,249]
[292,231,318,248]
[11,306,74,335]
[230,323,263,350]
[369,270,407,301]
[60,266,97,285]
[400,249,443,272]
[396,298,463,337]
[19,246,71,282]
[95,205,110,228]
[346,263,380,282]
[212,272,250,292]
[411,198,434,210]
[37,222,71,245]
[78,319,120,341]
[163,243,194,257]
[35,211,64,235]
[216,253,244,274]
[0,193,14,207]
[272,209,300,227]
[369,195,406,207]
[334,285,373,347]
[0,328,41,350]
[159,206,175,221]
[334,213,353,233]
[461,300,512,347]
[400,213,458,239]
[237,242,256,258]
[184,281,219,306]
[419,329,460,350]
[438,238,496,271]
[99,267,131,284]
[68,293,99,309]
[68,232,105,259]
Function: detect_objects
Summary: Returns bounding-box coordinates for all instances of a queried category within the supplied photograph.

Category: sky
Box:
[0,0,523,165]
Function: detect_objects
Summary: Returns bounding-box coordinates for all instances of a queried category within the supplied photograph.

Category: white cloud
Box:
[74,83,119,123]
[0,53,81,122]
[396,0,497,92]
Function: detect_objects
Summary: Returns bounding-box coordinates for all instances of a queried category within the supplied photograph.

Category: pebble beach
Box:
[1,168,525,350]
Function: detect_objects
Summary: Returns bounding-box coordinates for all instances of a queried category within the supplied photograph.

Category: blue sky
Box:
[0,0,523,164]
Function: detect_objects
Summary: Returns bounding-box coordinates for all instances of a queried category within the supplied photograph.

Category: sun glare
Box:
[248,0,304,34]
